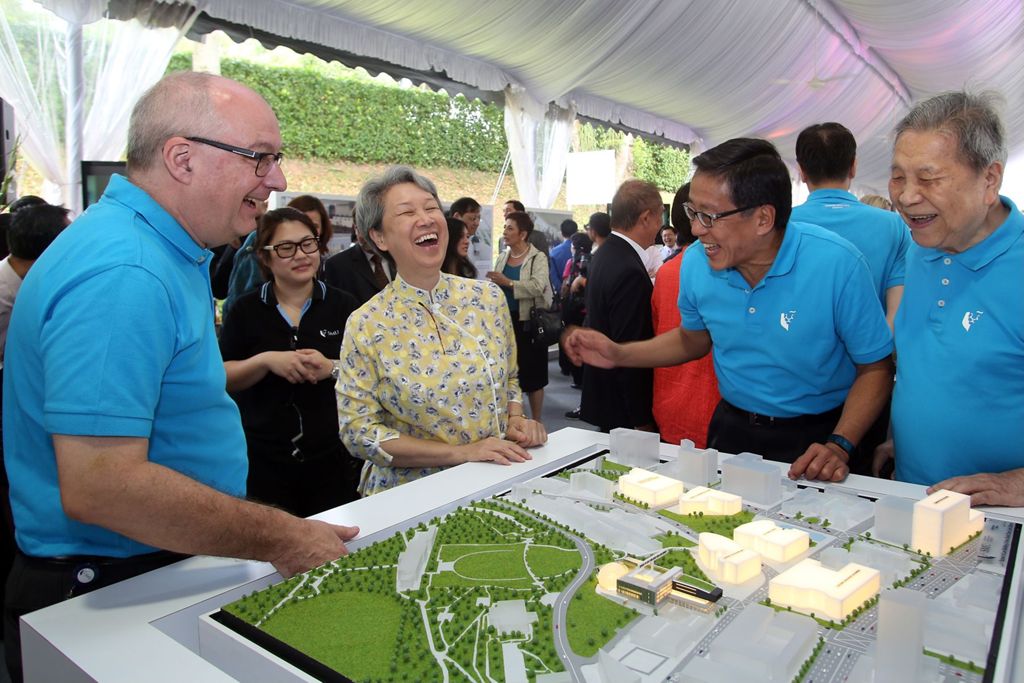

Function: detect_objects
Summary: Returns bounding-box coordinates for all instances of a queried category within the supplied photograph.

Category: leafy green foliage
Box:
[565,576,639,657]
[167,55,508,171]
[632,137,691,192]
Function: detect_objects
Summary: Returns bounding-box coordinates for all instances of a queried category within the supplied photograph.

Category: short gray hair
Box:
[126,71,218,172]
[894,91,1007,173]
[355,165,442,254]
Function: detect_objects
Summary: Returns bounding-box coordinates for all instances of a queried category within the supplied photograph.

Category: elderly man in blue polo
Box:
[881,91,1024,506]
[565,137,894,483]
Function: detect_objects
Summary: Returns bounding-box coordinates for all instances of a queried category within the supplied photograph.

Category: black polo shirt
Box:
[219,280,359,463]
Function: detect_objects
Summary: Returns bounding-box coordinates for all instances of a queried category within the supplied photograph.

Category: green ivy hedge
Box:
[633,137,691,193]
[165,55,689,188]
[167,54,508,171]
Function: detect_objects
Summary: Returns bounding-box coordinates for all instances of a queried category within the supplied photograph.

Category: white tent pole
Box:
[489,149,511,207]
[65,19,84,214]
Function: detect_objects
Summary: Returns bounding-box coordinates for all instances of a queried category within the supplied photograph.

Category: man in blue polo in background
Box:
[565,138,894,483]
[883,91,1024,506]
[792,122,909,330]
[791,122,911,473]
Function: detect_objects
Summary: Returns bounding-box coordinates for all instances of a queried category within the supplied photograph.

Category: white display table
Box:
[18,428,1024,682]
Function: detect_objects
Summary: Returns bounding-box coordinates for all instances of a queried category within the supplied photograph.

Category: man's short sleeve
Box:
[677,248,707,331]
[886,223,910,290]
[836,256,894,364]
[41,266,176,437]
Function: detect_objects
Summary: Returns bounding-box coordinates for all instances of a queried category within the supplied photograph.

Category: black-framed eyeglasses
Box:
[683,203,759,229]
[263,236,319,259]
[185,136,283,177]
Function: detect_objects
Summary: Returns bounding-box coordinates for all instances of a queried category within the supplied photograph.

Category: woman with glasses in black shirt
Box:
[219,208,361,515]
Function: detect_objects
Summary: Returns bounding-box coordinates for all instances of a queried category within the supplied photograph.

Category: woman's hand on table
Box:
[507,415,547,447]
[457,437,532,466]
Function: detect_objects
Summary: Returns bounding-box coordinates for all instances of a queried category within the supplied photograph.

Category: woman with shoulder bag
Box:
[487,211,551,422]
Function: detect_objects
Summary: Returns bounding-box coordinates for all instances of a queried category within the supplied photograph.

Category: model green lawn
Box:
[658,508,755,536]
[223,502,636,682]
[566,576,639,657]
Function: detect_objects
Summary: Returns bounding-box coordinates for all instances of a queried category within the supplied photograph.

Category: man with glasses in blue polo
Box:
[565,138,893,484]
[2,72,358,682]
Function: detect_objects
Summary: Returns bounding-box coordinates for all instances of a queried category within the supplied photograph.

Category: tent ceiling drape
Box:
[185,0,1024,195]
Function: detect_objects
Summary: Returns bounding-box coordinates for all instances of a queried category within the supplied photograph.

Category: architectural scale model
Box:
[212,438,1017,683]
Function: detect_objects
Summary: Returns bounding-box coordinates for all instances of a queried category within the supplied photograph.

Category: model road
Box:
[493,501,595,683]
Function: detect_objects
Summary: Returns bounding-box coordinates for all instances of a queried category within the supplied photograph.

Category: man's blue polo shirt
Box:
[892,196,1024,485]
[2,175,248,558]
[791,189,910,306]
[679,221,892,418]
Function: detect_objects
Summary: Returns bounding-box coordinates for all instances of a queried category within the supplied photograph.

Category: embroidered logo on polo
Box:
[779,310,797,331]
[320,329,341,338]
[961,311,983,332]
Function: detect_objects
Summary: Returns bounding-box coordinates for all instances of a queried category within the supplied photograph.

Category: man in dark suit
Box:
[322,229,392,307]
[578,180,662,432]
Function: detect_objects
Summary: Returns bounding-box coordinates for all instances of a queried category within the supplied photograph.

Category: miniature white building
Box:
[396,526,437,591]
[618,468,684,507]
[597,562,630,592]
[875,588,927,683]
[488,600,538,637]
[569,471,615,500]
[720,453,782,505]
[609,428,661,467]
[680,604,817,682]
[873,495,915,547]
[596,650,640,683]
[698,533,761,584]
[781,488,873,531]
[678,486,742,516]
[733,519,809,563]
[675,439,718,486]
[769,559,880,621]
[911,489,984,557]
[523,494,662,556]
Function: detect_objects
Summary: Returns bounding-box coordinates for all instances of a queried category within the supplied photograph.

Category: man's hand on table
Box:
[271,519,360,579]
[788,441,849,482]
[929,469,1024,507]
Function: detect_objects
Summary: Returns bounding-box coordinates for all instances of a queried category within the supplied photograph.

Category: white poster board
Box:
[566,149,616,206]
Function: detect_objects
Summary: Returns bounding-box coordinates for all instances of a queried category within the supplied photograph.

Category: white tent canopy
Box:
[188,0,1024,197]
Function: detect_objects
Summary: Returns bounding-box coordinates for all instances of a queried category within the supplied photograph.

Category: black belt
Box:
[719,399,842,428]
[17,549,185,571]
[15,548,187,599]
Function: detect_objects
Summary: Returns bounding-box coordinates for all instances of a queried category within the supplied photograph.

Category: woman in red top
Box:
[650,183,720,447]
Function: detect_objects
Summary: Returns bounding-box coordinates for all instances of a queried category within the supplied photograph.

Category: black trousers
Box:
[4,549,184,683]
[247,444,362,519]
[707,399,844,465]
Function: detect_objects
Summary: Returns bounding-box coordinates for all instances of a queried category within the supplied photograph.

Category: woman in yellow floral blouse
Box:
[337,166,548,496]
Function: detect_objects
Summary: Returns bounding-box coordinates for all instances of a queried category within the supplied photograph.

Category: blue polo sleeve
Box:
[41,265,176,437]
[677,244,707,331]
[885,221,910,289]
[835,256,894,364]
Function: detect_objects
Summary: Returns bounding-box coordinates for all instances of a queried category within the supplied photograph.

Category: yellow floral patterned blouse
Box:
[337,273,522,496]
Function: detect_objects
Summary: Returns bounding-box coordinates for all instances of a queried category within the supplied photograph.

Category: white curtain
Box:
[503,85,575,210]
[0,0,200,211]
